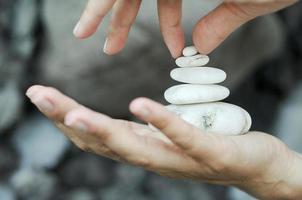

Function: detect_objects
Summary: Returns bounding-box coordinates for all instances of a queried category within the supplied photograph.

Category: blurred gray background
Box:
[0,0,302,199]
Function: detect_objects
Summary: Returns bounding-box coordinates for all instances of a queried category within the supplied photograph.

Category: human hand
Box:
[73,0,297,57]
[26,85,302,199]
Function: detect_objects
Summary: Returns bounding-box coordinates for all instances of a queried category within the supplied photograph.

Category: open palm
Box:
[26,85,298,199]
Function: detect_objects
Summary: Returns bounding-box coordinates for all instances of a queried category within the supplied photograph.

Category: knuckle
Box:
[90,124,111,142]
[121,120,134,131]
[127,156,152,169]
[95,130,110,143]
[179,132,196,151]
[224,3,252,20]
[210,159,230,173]
[156,117,173,133]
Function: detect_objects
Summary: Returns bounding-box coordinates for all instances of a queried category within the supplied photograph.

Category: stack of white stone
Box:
[164,46,252,135]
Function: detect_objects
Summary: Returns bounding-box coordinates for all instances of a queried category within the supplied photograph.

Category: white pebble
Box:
[175,54,209,67]
[183,46,198,57]
[170,67,226,84]
[164,84,230,104]
[166,102,252,135]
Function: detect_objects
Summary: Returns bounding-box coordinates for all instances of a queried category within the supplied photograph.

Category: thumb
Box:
[193,3,253,54]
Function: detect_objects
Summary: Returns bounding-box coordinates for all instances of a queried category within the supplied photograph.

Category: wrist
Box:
[282,152,302,199]
[238,150,302,199]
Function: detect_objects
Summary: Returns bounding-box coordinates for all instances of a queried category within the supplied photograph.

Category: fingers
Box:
[104,0,142,55]
[192,3,253,54]
[64,107,192,170]
[25,85,123,159]
[157,0,184,58]
[129,97,218,159]
[26,85,81,122]
[26,85,191,170]
[74,0,116,39]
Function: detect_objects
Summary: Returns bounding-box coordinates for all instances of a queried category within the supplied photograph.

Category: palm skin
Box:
[26,85,301,199]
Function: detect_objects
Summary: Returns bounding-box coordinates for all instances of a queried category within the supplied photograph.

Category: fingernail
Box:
[103,38,108,53]
[65,118,88,132]
[32,98,54,113]
[73,21,81,36]
[26,89,36,99]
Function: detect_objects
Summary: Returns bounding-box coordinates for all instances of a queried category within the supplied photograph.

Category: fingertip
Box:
[73,30,95,40]
[73,22,81,38]
[26,85,45,98]
[129,97,151,119]
[73,21,99,39]
[169,46,183,59]
[164,29,185,58]
[102,36,126,55]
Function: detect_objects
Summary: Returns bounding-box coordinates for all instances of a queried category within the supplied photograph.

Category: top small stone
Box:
[175,54,209,67]
[183,46,198,57]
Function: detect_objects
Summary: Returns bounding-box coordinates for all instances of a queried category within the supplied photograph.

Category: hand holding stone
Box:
[26,85,302,199]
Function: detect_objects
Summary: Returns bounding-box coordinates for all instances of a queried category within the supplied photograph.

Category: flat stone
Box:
[59,154,111,188]
[175,54,209,67]
[166,102,252,135]
[170,67,226,84]
[182,46,198,57]
[164,84,230,104]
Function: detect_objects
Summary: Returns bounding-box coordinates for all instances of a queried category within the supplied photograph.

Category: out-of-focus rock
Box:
[146,175,214,200]
[59,154,112,188]
[64,188,96,200]
[228,187,257,200]
[0,0,15,34]
[0,0,38,133]
[273,82,302,153]
[0,144,18,179]
[12,113,70,169]
[11,0,38,59]
[99,185,151,200]
[98,165,148,200]
[0,83,22,133]
[114,165,146,190]
[10,168,57,200]
[0,184,15,200]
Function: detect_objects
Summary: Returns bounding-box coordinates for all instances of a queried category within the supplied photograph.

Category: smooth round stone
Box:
[166,102,252,135]
[164,84,230,104]
[175,54,209,67]
[183,46,198,57]
[170,67,226,84]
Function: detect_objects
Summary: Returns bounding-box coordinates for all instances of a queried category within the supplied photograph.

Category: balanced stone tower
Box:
[164,46,252,135]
